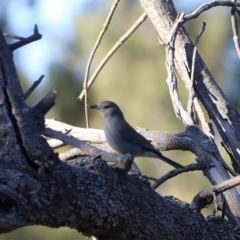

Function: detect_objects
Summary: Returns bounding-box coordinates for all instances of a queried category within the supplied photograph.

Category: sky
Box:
[3,0,206,82]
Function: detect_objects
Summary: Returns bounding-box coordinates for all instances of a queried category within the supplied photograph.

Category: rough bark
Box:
[138,0,240,223]
[0,1,240,239]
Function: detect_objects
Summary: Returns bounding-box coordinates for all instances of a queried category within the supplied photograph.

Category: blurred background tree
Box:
[0,0,239,239]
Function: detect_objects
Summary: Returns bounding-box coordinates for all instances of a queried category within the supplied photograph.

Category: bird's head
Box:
[90,101,124,119]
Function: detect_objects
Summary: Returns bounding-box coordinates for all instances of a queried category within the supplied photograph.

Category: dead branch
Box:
[152,163,204,189]
[8,25,42,51]
[24,75,45,100]
[192,176,240,212]
[139,0,240,223]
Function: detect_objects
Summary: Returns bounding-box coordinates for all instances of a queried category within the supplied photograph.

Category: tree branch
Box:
[192,176,240,212]
[138,0,240,223]
[24,75,45,100]
[8,25,42,51]
[152,163,204,189]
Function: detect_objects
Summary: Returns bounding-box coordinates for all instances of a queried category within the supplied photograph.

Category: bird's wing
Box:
[116,120,155,151]
[116,120,184,169]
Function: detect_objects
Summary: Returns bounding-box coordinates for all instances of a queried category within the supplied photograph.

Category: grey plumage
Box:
[90,100,183,169]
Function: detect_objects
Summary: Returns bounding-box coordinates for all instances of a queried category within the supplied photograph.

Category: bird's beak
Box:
[89,104,99,109]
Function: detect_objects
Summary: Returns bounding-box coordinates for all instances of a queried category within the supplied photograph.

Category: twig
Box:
[24,75,44,100]
[168,19,213,138]
[165,12,196,126]
[187,22,206,120]
[9,25,42,51]
[184,1,240,22]
[78,12,148,101]
[152,163,203,190]
[82,0,121,128]
[3,33,25,41]
[168,1,240,46]
[167,12,185,46]
[191,175,240,211]
[84,89,89,128]
[165,46,194,125]
[231,0,240,58]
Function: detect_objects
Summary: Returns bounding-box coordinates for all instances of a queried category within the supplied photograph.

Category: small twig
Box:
[191,175,240,211]
[187,22,206,120]
[82,0,121,128]
[167,1,240,46]
[165,47,194,126]
[167,12,185,46]
[84,90,89,128]
[190,22,206,92]
[24,75,45,100]
[9,25,42,51]
[231,0,240,58]
[3,33,26,41]
[78,12,148,101]
[152,163,203,190]
[184,1,240,22]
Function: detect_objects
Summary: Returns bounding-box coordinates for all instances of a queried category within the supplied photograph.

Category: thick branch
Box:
[0,157,237,239]
[143,0,240,171]
[0,31,57,165]
[138,0,240,223]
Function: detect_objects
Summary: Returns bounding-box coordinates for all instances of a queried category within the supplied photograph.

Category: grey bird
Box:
[90,101,183,169]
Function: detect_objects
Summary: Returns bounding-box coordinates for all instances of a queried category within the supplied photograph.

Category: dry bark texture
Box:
[1,0,240,239]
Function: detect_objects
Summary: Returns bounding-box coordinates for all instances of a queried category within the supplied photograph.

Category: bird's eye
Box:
[104,105,109,109]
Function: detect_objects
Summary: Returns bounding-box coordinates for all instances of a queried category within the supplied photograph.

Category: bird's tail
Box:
[154,151,184,169]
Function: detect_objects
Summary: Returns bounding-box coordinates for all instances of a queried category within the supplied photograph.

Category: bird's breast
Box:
[104,120,123,152]
[103,119,143,156]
